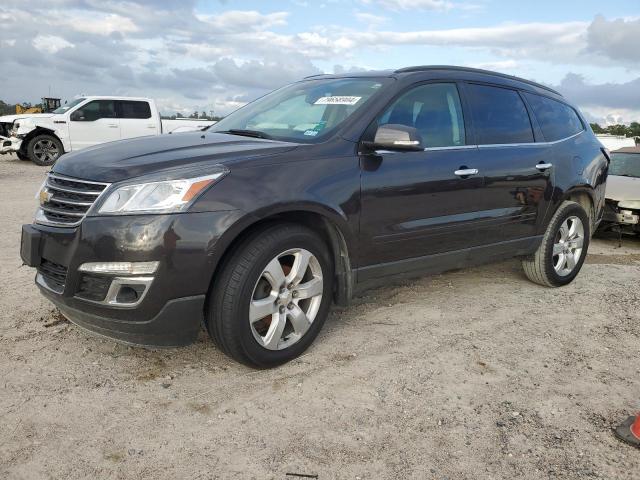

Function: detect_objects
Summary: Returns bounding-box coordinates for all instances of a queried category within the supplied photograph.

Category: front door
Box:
[68,100,120,150]
[359,82,487,275]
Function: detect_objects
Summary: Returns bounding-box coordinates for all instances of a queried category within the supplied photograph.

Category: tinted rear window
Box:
[523,93,584,142]
[118,101,152,119]
[466,84,534,145]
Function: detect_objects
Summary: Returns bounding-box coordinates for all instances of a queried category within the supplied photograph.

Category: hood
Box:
[52,131,300,183]
[605,175,640,203]
[0,113,56,123]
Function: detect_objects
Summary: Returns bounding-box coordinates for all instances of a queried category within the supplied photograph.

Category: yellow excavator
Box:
[15,97,61,114]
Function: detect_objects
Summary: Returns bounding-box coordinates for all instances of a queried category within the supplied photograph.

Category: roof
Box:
[304,65,561,96]
[394,65,560,95]
[613,146,640,153]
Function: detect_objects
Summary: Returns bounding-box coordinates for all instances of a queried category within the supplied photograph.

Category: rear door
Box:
[461,82,554,245]
[359,82,487,272]
[117,100,158,139]
[68,100,120,150]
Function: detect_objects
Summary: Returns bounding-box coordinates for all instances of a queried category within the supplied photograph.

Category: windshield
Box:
[209,78,390,142]
[610,152,640,178]
[52,98,86,114]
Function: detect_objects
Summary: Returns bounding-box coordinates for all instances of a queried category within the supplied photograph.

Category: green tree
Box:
[607,124,629,136]
[590,123,605,134]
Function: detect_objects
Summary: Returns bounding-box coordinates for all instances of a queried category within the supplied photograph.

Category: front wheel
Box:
[27,134,63,166]
[207,224,334,367]
[522,201,590,287]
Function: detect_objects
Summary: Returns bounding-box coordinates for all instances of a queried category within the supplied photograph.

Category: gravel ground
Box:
[1,154,639,480]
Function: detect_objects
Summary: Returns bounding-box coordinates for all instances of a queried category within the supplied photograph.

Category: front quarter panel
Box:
[191,147,362,262]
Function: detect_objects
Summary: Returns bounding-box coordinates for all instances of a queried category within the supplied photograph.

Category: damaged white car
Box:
[0,96,215,166]
[602,146,640,235]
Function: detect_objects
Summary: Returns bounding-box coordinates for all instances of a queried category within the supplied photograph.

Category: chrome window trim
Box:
[35,173,111,228]
[477,130,584,149]
[373,130,584,155]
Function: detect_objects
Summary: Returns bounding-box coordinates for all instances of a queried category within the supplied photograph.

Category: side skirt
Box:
[354,236,543,293]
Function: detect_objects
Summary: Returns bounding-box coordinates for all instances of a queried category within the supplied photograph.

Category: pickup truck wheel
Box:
[17,151,30,161]
[207,224,334,368]
[522,201,590,287]
[27,135,63,166]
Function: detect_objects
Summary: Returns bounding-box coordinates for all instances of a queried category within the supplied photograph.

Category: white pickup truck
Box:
[0,96,215,165]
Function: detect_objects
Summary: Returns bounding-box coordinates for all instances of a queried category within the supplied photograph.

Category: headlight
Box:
[97,167,228,214]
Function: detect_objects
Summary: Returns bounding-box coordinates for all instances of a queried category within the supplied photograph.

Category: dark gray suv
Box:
[21,66,609,367]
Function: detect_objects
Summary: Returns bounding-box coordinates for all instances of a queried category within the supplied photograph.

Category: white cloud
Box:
[195,10,289,33]
[54,11,139,35]
[32,35,74,54]
[0,1,639,123]
[360,0,454,11]
[355,12,389,26]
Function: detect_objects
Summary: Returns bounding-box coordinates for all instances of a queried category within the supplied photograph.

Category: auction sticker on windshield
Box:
[314,96,361,105]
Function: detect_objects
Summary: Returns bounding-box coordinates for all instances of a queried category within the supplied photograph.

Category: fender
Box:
[21,126,67,153]
[15,117,70,152]
[203,202,357,306]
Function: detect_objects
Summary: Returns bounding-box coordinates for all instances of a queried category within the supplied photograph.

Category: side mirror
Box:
[70,110,84,121]
[367,124,423,151]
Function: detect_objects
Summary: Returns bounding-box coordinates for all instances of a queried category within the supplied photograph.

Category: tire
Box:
[207,224,334,367]
[522,201,590,287]
[27,134,63,166]
[16,151,30,161]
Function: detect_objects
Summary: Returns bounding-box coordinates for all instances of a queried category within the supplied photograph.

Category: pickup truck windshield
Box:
[52,98,86,114]
[209,78,390,143]
[610,153,640,178]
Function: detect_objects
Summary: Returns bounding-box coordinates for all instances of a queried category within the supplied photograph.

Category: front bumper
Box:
[602,201,640,233]
[0,135,22,154]
[21,210,242,346]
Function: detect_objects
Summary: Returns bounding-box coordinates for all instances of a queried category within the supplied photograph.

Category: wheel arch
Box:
[22,127,65,154]
[561,186,596,232]
[206,206,356,311]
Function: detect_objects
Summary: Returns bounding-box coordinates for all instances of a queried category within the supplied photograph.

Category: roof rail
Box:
[394,65,561,96]
[303,73,331,79]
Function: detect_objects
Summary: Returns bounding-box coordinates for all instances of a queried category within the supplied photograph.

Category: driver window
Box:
[71,100,116,122]
[379,83,466,148]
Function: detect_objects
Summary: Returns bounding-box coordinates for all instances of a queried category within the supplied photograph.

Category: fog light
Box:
[78,261,159,275]
[116,285,143,303]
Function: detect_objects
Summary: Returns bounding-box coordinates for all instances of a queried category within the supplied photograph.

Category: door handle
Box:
[535,163,553,170]
[454,168,479,177]
[107,124,118,128]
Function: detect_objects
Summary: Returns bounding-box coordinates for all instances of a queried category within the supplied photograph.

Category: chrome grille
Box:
[38,173,109,227]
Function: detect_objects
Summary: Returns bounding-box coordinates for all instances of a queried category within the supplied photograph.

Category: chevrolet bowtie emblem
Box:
[39,187,52,205]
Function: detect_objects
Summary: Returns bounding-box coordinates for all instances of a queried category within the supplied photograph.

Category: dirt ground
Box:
[1,153,639,480]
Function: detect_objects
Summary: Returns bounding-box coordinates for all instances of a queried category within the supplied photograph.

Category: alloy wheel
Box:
[33,139,60,163]
[249,248,323,350]
[552,215,584,276]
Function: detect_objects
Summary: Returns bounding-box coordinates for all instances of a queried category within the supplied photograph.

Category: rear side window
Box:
[523,93,584,142]
[118,101,152,119]
[466,84,534,145]
[378,83,466,148]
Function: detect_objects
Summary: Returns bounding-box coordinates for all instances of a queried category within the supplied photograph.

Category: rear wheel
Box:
[522,201,590,287]
[27,134,63,166]
[207,224,334,367]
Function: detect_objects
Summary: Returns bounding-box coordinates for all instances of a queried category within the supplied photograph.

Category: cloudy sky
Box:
[0,0,638,124]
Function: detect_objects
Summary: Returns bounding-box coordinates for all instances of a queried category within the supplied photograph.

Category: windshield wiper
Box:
[218,129,272,140]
